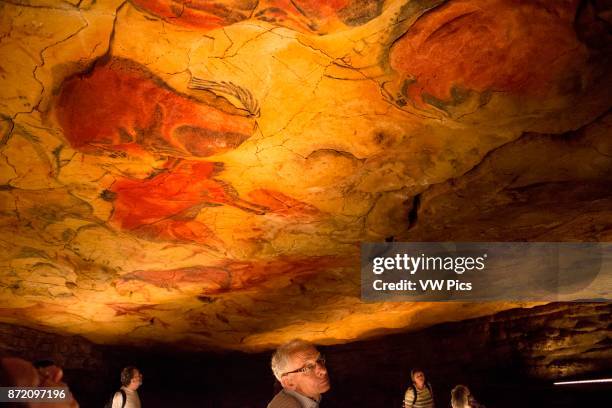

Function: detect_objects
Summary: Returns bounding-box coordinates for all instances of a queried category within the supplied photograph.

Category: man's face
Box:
[129,369,143,390]
[412,371,426,388]
[281,347,330,400]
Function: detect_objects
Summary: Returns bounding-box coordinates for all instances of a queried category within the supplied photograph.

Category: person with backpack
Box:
[106,366,142,408]
[403,368,434,408]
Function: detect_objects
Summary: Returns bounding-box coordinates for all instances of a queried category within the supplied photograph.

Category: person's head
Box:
[1,357,79,408]
[451,385,471,408]
[33,360,63,384]
[120,366,142,390]
[271,339,330,400]
[410,368,426,389]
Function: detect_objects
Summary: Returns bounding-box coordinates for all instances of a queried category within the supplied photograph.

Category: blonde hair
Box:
[451,385,470,408]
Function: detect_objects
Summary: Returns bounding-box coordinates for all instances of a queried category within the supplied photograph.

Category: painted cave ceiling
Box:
[0,0,611,351]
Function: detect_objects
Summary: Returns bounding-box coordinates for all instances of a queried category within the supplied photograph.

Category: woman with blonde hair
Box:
[451,385,486,408]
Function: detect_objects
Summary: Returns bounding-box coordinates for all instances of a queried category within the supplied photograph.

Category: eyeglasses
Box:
[281,355,326,377]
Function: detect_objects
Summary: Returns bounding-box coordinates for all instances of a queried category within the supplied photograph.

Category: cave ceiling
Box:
[0,0,611,352]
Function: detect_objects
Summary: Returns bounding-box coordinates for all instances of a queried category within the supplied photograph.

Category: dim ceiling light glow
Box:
[554,378,612,385]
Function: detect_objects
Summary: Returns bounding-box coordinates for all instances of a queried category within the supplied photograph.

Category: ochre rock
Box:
[0,0,610,351]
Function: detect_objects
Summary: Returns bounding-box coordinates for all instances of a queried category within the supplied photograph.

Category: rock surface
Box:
[0,0,610,351]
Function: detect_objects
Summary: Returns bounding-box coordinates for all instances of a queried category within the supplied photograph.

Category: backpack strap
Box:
[119,389,126,408]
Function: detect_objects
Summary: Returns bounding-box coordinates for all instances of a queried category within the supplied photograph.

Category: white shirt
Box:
[112,386,141,408]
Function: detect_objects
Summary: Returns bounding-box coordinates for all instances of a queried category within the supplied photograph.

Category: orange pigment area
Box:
[265,0,349,21]
[116,255,354,295]
[108,162,320,245]
[56,59,322,246]
[129,219,222,247]
[389,0,585,104]
[105,303,160,317]
[130,0,255,31]
[0,303,83,323]
[247,188,321,218]
[130,0,353,33]
[56,58,255,158]
[111,161,222,230]
[105,303,170,327]
[224,255,353,291]
[109,160,234,246]
[118,266,230,293]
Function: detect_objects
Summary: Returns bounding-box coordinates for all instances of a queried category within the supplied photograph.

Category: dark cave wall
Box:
[0,324,104,369]
[321,302,612,407]
[0,323,109,405]
[1,302,611,407]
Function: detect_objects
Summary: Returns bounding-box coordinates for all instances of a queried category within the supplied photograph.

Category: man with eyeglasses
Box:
[268,339,330,408]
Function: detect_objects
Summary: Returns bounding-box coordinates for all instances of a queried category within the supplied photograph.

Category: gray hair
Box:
[271,339,314,381]
[451,385,470,408]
